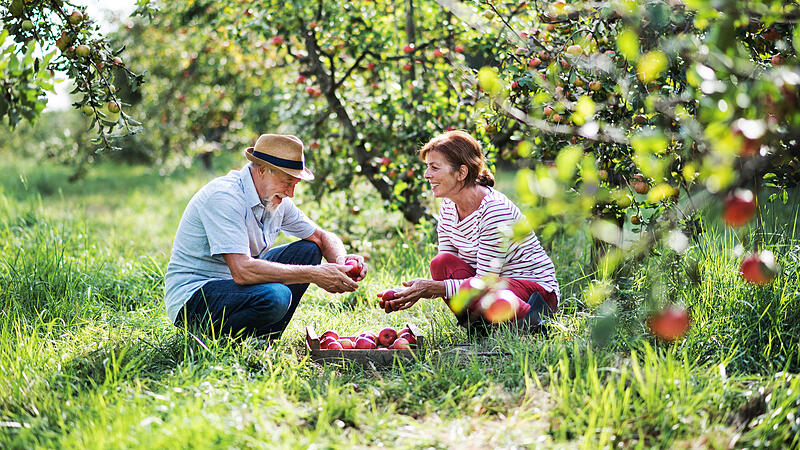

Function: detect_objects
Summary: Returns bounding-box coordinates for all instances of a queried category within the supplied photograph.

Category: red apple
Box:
[588,81,602,91]
[320,330,339,341]
[723,189,756,227]
[543,106,554,116]
[308,21,317,29]
[403,44,414,53]
[327,340,344,350]
[355,336,377,349]
[390,337,411,350]
[551,113,562,123]
[433,48,443,58]
[345,259,362,280]
[634,114,647,125]
[69,10,84,25]
[528,57,541,68]
[319,336,337,349]
[630,215,641,225]
[271,36,284,46]
[377,327,397,347]
[634,181,650,195]
[296,75,307,84]
[366,62,376,70]
[379,289,397,300]
[339,338,354,349]
[771,55,783,66]
[648,305,690,341]
[454,45,465,53]
[402,63,412,71]
[511,80,520,90]
[398,331,416,345]
[107,101,120,113]
[740,251,778,285]
[481,289,520,323]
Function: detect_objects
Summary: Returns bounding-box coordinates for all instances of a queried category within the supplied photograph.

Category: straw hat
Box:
[244,134,314,180]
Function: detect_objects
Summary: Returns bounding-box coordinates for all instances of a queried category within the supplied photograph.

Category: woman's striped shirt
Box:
[437,187,560,300]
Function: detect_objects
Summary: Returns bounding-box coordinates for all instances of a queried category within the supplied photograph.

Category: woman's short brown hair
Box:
[418,130,495,188]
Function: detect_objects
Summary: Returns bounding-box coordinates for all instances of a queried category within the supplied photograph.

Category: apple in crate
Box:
[320,330,339,340]
[319,336,338,349]
[377,327,398,347]
[327,340,344,350]
[398,331,416,345]
[390,337,411,350]
[355,336,377,349]
[339,338,355,349]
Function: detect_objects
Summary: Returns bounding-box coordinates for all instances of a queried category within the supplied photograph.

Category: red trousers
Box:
[429,252,558,318]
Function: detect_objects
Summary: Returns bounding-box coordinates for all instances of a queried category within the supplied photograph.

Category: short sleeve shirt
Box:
[164,166,317,323]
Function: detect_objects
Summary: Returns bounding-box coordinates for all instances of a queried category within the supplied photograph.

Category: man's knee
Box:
[253,283,293,318]
[297,239,323,265]
[430,252,464,281]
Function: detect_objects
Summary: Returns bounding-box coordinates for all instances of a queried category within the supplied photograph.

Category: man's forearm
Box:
[234,258,320,285]
[317,230,347,263]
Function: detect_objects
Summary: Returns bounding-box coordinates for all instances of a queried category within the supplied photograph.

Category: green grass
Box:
[1,157,799,448]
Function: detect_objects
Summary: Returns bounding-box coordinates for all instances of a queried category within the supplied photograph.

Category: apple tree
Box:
[144,0,494,223]
[0,0,144,169]
[463,0,798,340]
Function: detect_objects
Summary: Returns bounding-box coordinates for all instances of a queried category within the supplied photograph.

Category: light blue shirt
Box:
[164,166,318,323]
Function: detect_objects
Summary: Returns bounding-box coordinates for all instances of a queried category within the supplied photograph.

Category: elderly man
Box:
[165,134,366,340]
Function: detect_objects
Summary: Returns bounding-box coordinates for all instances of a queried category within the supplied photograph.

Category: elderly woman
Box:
[384,130,559,331]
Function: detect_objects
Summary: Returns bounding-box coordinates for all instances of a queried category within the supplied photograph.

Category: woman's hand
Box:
[386,279,431,312]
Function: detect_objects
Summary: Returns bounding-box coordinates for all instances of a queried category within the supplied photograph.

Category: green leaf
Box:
[794,23,800,55]
[571,95,595,126]
[637,51,668,83]
[617,28,640,61]
[555,145,583,181]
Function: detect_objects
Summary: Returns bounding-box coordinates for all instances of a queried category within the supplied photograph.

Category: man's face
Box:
[257,167,301,211]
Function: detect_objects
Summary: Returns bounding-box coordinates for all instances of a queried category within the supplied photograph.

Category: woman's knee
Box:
[430,252,466,281]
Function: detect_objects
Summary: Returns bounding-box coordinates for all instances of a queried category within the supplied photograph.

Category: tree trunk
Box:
[302,21,429,224]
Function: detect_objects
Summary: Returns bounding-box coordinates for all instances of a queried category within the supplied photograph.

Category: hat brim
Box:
[244,147,315,181]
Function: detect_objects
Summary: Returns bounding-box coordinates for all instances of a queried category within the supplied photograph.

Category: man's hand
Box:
[315,263,359,293]
[335,254,368,282]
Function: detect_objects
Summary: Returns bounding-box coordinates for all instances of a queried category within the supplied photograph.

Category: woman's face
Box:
[424,150,464,198]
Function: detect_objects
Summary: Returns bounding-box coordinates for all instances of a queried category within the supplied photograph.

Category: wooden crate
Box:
[305,323,425,366]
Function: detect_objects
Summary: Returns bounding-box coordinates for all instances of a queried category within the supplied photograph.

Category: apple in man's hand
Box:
[345,259,362,280]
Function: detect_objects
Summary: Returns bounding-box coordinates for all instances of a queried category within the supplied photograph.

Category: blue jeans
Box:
[175,240,323,339]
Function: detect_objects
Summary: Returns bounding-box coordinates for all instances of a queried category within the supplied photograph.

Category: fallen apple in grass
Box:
[648,305,690,341]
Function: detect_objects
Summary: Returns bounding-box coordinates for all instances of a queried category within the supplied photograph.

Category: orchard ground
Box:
[1,154,799,448]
